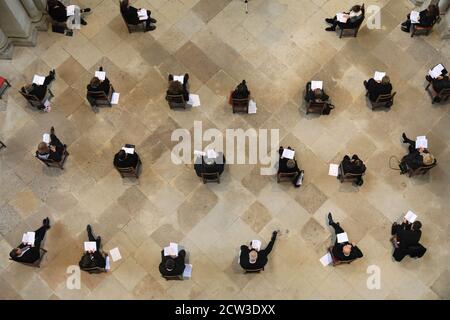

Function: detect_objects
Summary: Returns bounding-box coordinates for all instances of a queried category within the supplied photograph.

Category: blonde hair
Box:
[422,153,434,165]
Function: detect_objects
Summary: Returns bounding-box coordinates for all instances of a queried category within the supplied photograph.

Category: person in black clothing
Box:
[340,154,366,186]
[400,133,435,173]
[239,231,278,271]
[194,152,226,178]
[79,225,107,273]
[21,70,55,105]
[304,81,329,103]
[120,0,156,31]
[166,74,189,101]
[47,0,91,26]
[427,74,450,103]
[36,126,65,162]
[232,80,250,99]
[159,249,186,277]
[364,76,393,102]
[10,218,50,264]
[87,67,111,96]
[325,4,365,32]
[113,149,140,169]
[401,4,439,33]
[278,146,303,187]
[328,213,363,262]
[391,220,426,262]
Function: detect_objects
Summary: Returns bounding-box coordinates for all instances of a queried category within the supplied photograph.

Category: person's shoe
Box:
[325,27,336,32]
[43,217,50,229]
[184,73,189,81]
[81,19,87,26]
[401,21,407,27]
[50,126,55,135]
[402,132,407,143]
[99,66,103,72]
[327,212,334,225]
[87,224,92,234]
[272,230,278,237]
[401,26,409,33]
[96,236,101,244]
[325,18,334,24]
[81,8,91,13]
[149,17,157,23]
[145,25,156,31]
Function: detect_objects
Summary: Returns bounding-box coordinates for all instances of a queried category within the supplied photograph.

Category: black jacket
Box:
[232,81,250,99]
[114,152,139,168]
[194,154,225,177]
[365,79,392,102]
[432,76,450,93]
[87,78,111,96]
[418,9,438,27]
[239,246,269,270]
[402,150,426,170]
[395,223,421,249]
[332,244,363,261]
[11,245,41,264]
[37,133,65,162]
[159,250,186,277]
[29,84,48,102]
[79,252,107,273]
[121,6,140,25]
[48,1,67,22]
[304,82,329,102]
[342,158,366,175]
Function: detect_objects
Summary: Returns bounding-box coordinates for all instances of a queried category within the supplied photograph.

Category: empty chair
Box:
[0,76,11,99]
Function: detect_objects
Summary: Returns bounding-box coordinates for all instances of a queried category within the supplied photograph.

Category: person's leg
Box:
[33,225,48,249]
[147,10,156,23]
[43,70,56,86]
[168,74,174,82]
[264,232,278,256]
[50,133,64,149]
[330,222,345,245]
[80,18,87,25]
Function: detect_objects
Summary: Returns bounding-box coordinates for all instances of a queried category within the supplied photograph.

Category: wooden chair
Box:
[120,7,146,33]
[425,82,450,104]
[115,158,141,178]
[244,267,264,274]
[277,171,298,183]
[35,146,69,170]
[201,172,220,184]
[10,248,47,268]
[87,85,115,108]
[328,246,355,266]
[337,23,362,38]
[306,100,326,115]
[407,160,437,177]
[166,94,187,109]
[337,162,364,184]
[232,97,249,113]
[411,16,440,37]
[0,77,11,99]
[368,92,396,109]
[0,140,6,150]
[19,88,54,110]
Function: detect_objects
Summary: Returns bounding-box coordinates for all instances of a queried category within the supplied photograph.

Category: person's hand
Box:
[351,242,356,247]
[50,145,56,152]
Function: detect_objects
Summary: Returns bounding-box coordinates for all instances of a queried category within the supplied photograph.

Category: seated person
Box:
[401,4,439,33]
[166,73,189,102]
[194,151,226,178]
[239,231,278,271]
[304,82,329,103]
[400,133,435,172]
[231,80,250,100]
[391,219,425,261]
[21,69,55,105]
[47,0,90,26]
[10,218,51,264]
[159,248,186,277]
[325,4,365,32]
[120,0,156,31]
[79,225,107,273]
[113,148,140,169]
[364,76,393,102]
[278,146,303,187]
[328,213,363,262]
[429,75,450,102]
[36,126,65,162]
[341,154,366,185]
[87,67,111,96]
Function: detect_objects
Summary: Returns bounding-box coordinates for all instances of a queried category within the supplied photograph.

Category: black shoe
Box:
[272,230,278,238]
[96,236,101,244]
[87,224,92,234]
[81,8,91,13]
[50,126,55,135]
[327,212,334,225]
[99,66,103,72]
[325,18,334,24]
[81,19,87,26]
[402,133,407,143]
[43,217,50,229]
[146,25,156,31]
[325,27,336,32]
[184,73,189,81]
[149,18,157,23]
[401,26,410,33]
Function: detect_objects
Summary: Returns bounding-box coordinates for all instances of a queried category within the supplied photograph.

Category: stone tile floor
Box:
[0,0,449,300]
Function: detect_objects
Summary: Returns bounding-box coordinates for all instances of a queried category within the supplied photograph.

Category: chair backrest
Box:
[277,171,298,183]
[20,90,44,108]
[35,147,68,169]
[87,87,113,106]
[0,140,6,149]
[201,172,220,184]
[115,159,141,178]
[409,160,437,176]
[306,101,326,114]
[163,275,183,280]
[244,267,264,273]
[232,97,249,113]
[166,94,186,109]
[373,92,396,105]
[438,87,450,98]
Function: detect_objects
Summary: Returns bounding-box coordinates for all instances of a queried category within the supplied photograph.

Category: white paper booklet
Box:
[428,64,445,79]
[183,264,193,278]
[32,75,45,85]
[282,148,295,159]
[405,210,418,223]
[374,71,386,82]
[250,240,261,251]
[328,164,339,177]
[311,81,323,90]
[22,232,35,246]
[66,5,76,17]
[122,147,135,154]
[84,241,97,252]
[319,252,333,266]
[188,94,201,107]
[164,243,178,256]
[248,100,257,114]
[336,13,348,23]
[410,11,420,23]
[337,232,349,243]
[110,247,122,262]
[415,136,428,149]
[111,92,120,104]
[173,75,184,83]
[95,71,106,81]
[43,133,50,144]
[105,256,111,270]
[138,8,148,20]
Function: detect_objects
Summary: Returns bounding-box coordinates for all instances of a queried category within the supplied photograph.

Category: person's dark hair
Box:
[427,4,439,17]
[412,221,422,231]
[120,0,129,12]
[351,5,362,13]
[9,249,19,259]
[90,77,101,88]
[165,258,176,271]
[313,88,323,98]
[47,0,58,8]
[118,150,126,160]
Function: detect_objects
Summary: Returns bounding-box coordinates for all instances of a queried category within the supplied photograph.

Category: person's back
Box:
[332,243,363,261]
[114,150,139,168]
[432,75,450,93]
[347,5,365,27]
[419,5,439,27]
[397,225,421,249]
[79,252,106,272]
[87,77,110,95]
[366,77,392,102]
[159,250,186,277]
[120,2,139,25]
[232,80,250,99]
[48,0,67,22]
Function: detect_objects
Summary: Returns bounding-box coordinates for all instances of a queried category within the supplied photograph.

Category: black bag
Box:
[322,103,335,115]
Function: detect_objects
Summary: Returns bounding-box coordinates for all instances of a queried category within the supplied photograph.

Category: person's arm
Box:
[351,245,363,258]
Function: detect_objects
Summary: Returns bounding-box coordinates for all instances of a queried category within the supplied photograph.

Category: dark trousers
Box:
[403,135,416,153]
[50,133,64,149]
[34,225,48,249]
[330,222,345,245]
[87,227,101,249]
[43,73,54,86]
